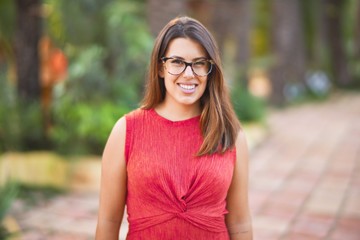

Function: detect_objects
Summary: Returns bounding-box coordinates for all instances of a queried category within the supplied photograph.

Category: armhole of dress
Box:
[125,114,132,165]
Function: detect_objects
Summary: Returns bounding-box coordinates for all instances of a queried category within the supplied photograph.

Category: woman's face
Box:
[159,37,208,109]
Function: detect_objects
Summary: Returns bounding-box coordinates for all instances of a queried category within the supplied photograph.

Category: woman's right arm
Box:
[96,117,127,239]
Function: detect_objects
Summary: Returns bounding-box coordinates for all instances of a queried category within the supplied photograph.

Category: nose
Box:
[183,65,194,77]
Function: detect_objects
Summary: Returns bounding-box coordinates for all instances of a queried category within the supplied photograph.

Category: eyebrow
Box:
[168,55,208,61]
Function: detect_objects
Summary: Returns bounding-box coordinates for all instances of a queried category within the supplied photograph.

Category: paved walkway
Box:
[8,91,360,239]
[249,92,360,239]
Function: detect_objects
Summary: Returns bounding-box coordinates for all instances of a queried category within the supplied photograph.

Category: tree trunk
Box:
[147,0,187,36]
[313,0,327,70]
[354,1,360,64]
[210,0,252,85]
[14,0,42,101]
[211,0,232,55]
[269,0,306,105]
[14,0,47,150]
[302,0,321,69]
[187,0,213,28]
[234,0,252,79]
[322,0,351,86]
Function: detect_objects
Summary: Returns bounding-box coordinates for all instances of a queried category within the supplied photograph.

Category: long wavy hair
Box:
[141,16,241,156]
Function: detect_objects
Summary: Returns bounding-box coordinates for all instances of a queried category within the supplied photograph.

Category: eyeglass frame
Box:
[160,57,214,77]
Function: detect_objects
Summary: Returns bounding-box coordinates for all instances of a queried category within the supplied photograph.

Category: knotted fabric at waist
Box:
[128,210,228,233]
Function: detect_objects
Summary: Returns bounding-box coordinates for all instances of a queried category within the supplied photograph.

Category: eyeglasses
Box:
[161,57,214,77]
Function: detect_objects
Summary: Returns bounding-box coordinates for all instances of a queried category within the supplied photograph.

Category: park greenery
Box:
[0,0,266,155]
[0,0,359,156]
[0,182,18,239]
[0,181,66,239]
[0,1,358,237]
[0,0,156,155]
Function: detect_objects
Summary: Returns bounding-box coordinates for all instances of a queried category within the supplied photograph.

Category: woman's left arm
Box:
[225,130,253,240]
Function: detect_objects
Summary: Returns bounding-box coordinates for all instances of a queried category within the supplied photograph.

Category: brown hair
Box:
[141,16,240,155]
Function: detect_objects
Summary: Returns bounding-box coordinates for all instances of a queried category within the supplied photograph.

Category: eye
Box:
[170,59,184,66]
[193,60,207,67]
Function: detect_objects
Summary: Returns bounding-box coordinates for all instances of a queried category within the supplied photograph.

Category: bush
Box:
[50,99,130,155]
[45,0,152,156]
[231,82,266,123]
[0,182,18,240]
[16,184,64,207]
[0,73,46,153]
[1,0,154,156]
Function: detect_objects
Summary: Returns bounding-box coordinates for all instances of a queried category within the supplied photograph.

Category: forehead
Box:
[165,37,207,59]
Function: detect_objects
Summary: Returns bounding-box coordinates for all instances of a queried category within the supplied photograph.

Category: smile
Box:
[178,83,197,90]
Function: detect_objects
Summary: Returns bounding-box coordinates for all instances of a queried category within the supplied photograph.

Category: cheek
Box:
[163,75,177,90]
[164,74,178,84]
[200,78,208,89]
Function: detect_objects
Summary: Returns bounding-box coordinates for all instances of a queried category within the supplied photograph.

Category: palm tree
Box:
[269,0,306,105]
[147,0,187,36]
[14,0,42,101]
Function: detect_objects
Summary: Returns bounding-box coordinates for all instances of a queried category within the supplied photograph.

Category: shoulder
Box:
[125,108,149,120]
[235,129,247,147]
[101,116,127,165]
[113,116,126,134]
[106,116,127,147]
[235,129,249,163]
[108,108,143,143]
[123,108,151,129]
[112,108,147,139]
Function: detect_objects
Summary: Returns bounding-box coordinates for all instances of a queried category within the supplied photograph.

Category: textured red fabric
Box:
[125,108,236,239]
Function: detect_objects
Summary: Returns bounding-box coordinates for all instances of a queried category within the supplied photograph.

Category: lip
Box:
[177,83,198,94]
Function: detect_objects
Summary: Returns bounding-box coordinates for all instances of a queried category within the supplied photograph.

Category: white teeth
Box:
[179,84,196,90]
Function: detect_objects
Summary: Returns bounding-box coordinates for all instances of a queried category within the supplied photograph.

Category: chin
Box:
[177,98,200,106]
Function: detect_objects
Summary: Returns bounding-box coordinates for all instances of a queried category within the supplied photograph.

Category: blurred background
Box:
[0,0,359,239]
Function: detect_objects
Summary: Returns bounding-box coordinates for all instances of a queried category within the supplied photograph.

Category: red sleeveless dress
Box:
[125,108,236,239]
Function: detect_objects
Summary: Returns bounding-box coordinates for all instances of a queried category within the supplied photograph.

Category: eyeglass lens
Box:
[164,58,212,76]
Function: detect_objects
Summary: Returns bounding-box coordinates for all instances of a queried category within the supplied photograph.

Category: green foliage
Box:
[231,82,266,123]
[0,182,18,240]
[44,0,153,102]
[0,182,17,225]
[50,99,130,155]
[0,73,17,153]
[45,0,152,155]
[0,0,15,60]
[345,0,360,85]
[252,0,271,57]
[0,73,45,152]
[16,184,64,207]
[43,0,66,45]
[0,182,63,239]
[0,0,153,155]
[62,45,110,102]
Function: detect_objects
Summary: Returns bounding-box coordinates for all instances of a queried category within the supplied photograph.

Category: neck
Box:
[155,101,201,121]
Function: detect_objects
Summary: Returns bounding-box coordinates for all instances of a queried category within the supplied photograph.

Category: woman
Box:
[96,16,252,240]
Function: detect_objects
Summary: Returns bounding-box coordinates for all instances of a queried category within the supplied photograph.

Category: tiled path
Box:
[249,92,360,239]
[8,91,360,239]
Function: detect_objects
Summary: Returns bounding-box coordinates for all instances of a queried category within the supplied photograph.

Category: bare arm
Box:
[96,117,127,240]
[225,130,253,240]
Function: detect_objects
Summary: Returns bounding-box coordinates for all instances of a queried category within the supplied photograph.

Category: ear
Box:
[158,64,165,78]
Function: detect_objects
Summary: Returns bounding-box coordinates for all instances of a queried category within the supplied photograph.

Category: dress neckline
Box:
[148,108,200,125]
